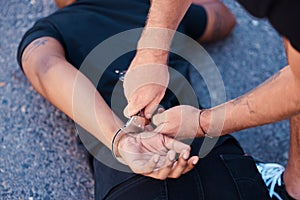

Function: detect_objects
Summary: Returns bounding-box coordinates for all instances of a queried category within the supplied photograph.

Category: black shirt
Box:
[17,0,207,106]
[238,0,300,52]
[17,0,208,198]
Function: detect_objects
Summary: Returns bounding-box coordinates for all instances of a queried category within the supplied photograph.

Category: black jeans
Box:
[94,137,271,200]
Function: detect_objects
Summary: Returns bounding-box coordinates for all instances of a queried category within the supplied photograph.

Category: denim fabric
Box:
[94,137,271,200]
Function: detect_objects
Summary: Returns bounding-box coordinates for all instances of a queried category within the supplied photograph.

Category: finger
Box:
[182,156,199,174]
[145,96,162,119]
[124,104,138,118]
[157,107,165,113]
[124,90,159,117]
[144,99,160,119]
[152,112,166,126]
[152,114,168,134]
[131,154,160,174]
[144,125,154,132]
[164,137,191,154]
[167,153,189,178]
[123,97,147,117]
[147,150,176,180]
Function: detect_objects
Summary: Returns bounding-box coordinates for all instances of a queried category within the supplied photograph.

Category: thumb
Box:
[152,112,169,134]
[145,125,154,131]
[144,101,159,119]
[152,112,167,127]
[123,101,145,118]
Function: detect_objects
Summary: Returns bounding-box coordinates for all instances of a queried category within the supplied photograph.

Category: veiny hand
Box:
[123,49,169,119]
[152,105,202,140]
[118,129,199,180]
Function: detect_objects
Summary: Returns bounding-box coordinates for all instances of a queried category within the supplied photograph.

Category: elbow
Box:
[23,54,57,80]
[22,54,60,98]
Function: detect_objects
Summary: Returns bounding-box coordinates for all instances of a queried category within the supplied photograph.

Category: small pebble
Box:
[251,20,259,26]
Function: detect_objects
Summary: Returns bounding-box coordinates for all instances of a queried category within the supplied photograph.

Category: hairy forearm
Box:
[135,0,192,63]
[146,0,192,29]
[200,65,300,136]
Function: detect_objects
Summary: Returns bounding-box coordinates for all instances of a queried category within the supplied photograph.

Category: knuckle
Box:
[172,174,181,179]
[178,161,187,168]
[132,167,145,174]
[185,166,194,173]
[167,172,179,179]
[185,146,191,152]
[158,175,167,180]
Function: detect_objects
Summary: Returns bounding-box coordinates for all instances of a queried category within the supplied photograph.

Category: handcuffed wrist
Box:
[111,128,127,165]
[111,116,146,164]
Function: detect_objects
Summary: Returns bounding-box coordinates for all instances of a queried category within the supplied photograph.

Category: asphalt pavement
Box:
[0,0,289,199]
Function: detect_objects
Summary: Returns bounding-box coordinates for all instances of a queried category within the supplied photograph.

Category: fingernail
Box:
[168,151,176,161]
[183,150,189,160]
[172,161,178,168]
[154,154,160,163]
[193,157,199,165]
[146,114,152,119]
[123,107,129,117]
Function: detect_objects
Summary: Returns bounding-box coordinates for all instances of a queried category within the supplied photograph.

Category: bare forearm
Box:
[146,0,192,29]
[284,114,300,198]
[54,0,75,8]
[24,57,122,148]
[135,0,192,63]
[200,66,300,136]
[289,114,300,164]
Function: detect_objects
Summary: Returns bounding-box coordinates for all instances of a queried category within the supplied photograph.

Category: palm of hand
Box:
[118,132,173,173]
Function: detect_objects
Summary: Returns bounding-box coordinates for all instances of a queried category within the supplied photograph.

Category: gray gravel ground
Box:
[0,0,289,199]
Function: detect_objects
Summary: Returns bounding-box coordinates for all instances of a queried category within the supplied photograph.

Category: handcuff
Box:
[111,113,148,164]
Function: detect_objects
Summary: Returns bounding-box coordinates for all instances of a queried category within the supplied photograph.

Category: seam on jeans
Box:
[153,181,167,200]
[192,168,205,200]
[220,155,243,200]
[164,180,169,200]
